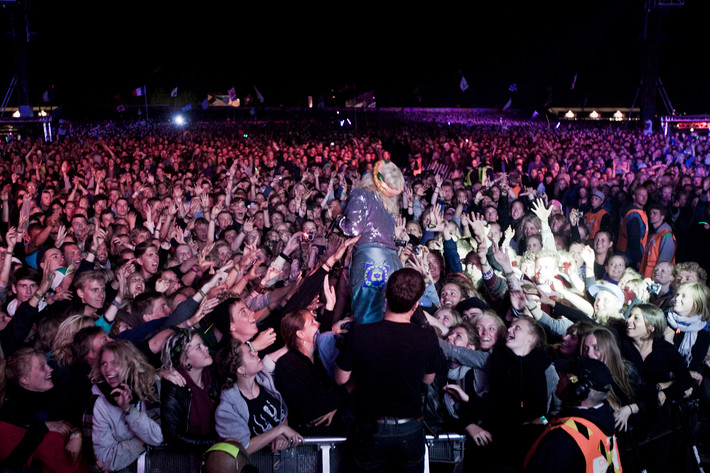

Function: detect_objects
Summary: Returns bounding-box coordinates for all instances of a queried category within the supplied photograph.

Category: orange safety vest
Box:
[584,208,609,240]
[525,416,623,473]
[616,208,648,253]
[639,228,676,279]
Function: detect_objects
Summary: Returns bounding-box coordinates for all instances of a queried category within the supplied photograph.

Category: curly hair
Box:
[50,314,96,368]
[215,338,246,390]
[90,339,158,403]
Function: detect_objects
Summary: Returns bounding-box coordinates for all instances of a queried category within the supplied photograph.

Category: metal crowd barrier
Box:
[247,434,466,473]
[0,434,465,473]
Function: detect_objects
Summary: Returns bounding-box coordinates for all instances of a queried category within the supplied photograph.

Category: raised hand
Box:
[531,198,552,225]
[5,227,17,250]
[242,218,255,234]
[469,212,489,240]
[394,215,408,241]
[322,275,337,311]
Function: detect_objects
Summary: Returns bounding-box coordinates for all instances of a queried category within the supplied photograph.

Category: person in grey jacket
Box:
[214,338,303,455]
[89,340,164,472]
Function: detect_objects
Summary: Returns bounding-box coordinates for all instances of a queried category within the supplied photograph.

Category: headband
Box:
[170,328,191,363]
[372,160,389,194]
[205,441,241,458]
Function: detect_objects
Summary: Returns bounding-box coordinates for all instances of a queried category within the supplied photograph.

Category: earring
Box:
[185,363,193,371]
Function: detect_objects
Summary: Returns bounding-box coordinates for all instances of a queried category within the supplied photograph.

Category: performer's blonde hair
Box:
[357,160,404,216]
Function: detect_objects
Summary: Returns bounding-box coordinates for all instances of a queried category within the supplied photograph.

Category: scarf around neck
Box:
[666,311,706,366]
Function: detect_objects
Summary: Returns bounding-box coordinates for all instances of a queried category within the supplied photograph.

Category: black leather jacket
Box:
[160,374,221,450]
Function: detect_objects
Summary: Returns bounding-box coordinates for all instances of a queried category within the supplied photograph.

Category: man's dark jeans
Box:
[348,418,425,473]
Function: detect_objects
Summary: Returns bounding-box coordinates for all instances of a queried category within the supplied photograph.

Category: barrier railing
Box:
[247,434,465,473]
[137,433,465,473]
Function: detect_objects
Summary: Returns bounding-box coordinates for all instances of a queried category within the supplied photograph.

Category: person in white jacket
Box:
[89,339,163,472]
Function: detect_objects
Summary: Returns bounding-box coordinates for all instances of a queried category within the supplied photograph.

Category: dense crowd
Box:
[1,112,709,473]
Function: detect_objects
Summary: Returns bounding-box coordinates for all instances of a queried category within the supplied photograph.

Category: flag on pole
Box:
[571,73,577,90]
[182,104,192,112]
[116,104,126,112]
[228,87,237,102]
[460,76,469,92]
[254,86,264,103]
[132,86,146,97]
[171,87,178,98]
[503,97,512,111]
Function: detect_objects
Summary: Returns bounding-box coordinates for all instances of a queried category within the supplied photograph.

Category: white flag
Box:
[460,76,469,92]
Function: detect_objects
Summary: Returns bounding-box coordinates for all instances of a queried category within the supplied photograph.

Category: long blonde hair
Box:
[51,314,96,368]
[90,339,158,403]
[356,161,403,216]
[582,327,635,409]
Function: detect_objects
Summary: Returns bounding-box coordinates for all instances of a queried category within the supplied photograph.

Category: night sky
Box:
[2,0,709,117]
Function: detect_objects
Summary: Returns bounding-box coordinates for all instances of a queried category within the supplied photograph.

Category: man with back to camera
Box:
[335,267,440,473]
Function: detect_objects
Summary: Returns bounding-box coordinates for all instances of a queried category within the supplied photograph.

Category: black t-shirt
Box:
[244,387,285,437]
[336,319,439,419]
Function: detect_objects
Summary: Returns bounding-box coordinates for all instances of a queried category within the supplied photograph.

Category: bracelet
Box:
[198,289,207,298]
[69,432,82,440]
[279,252,292,263]
[254,284,269,295]
[482,266,494,280]
[111,299,122,307]
[32,292,43,301]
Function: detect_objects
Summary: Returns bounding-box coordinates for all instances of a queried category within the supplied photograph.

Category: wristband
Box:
[198,289,207,298]
[279,252,292,263]
[254,284,269,295]
[32,292,43,301]
[69,432,82,440]
[112,299,122,307]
